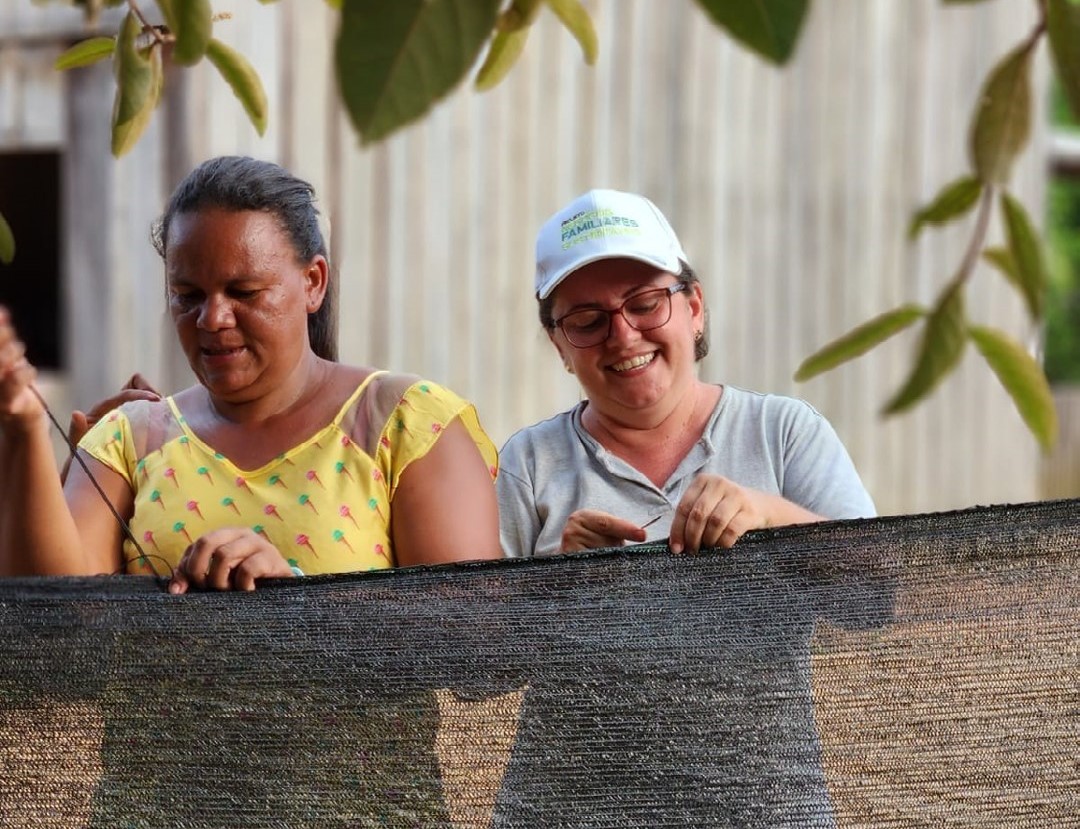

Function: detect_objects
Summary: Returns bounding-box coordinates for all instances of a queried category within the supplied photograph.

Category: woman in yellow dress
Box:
[0,155,502,826]
[0,155,502,586]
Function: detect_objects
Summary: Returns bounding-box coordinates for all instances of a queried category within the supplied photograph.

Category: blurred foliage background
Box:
[1046,80,1080,385]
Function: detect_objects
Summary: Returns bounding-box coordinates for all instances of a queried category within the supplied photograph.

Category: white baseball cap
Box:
[534,188,689,299]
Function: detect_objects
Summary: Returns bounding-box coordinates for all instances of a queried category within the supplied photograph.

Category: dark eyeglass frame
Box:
[553,282,689,348]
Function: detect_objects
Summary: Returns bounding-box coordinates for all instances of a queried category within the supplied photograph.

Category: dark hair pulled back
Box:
[152,155,337,361]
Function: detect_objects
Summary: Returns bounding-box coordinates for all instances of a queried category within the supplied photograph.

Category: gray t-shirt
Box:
[497,385,876,558]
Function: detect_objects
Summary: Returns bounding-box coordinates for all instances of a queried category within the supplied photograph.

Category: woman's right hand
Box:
[560,509,647,552]
[67,373,160,447]
[169,527,297,594]
[0,308,45,434]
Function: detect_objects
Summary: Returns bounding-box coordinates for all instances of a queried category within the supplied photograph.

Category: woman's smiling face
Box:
[165,208,326,404]
[548,258,704,424]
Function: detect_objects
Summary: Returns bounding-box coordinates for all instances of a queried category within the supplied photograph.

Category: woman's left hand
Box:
[169,527,296,593]
[669,475,773,553]
[670,474,824,553]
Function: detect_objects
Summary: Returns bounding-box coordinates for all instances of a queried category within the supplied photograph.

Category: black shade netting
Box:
[0,499,1076,828]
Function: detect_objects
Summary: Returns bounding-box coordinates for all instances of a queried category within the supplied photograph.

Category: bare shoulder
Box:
[325,362,381,398]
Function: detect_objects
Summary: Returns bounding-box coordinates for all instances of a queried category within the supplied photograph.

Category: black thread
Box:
[30,386,169,587]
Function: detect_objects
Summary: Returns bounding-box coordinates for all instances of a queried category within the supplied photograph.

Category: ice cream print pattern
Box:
[80,377,497,576]
[560,208,641,250]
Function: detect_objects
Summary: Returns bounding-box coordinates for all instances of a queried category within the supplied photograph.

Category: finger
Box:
[562,510,644,551]
[231,551,295,592]
[126,373,161,395]
[206,533,275,591]
[168,570,189,595]
[0,344,29,390]
[206,547,238,592]
[169,545,196,594]
[698,499,741,551]
[561,527,629,552]
[0,311,18,349]
[0,334,25,366]
[670,478,709,554]
[578,510,645,541]
[176,540,212,591]
[675,482,734,554]
[86,389,160,420]
[232,563,258,593]
[718,511,751,549]
[67,410,90,446]
[718,496,768,549]
[0,358,41,426]
[679,493,712,553]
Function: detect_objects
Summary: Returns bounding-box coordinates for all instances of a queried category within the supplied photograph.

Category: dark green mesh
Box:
[0,499,1076,827]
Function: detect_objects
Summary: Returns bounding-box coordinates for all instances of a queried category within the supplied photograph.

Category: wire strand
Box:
[28,385,168,586]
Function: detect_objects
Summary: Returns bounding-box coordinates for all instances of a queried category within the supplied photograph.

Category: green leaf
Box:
[544,0,598,65]
[205,39,268,136]
[969,41,1035,185]
[0,211,14,265]
[55,36,116,70]
[111,46,163,157]
[1048,0,1080,123]
[884,285,968,414]
[112,13,152,124]
[908,176,983,240]
[336,0,502,144]
[794,305,927,382]
[111,13,161,157]
[692,0,809,65]
[999,191,1049,318]
[160,0,214,66]
[475,28,530,92]
[982,245,1026,299]
[969,324,1058,450]
[497,0,543,32]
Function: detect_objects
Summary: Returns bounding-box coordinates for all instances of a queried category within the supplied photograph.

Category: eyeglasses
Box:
[553,283,688,348]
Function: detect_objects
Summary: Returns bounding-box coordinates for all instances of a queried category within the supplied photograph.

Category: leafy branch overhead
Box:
[28,0,805,263]
[27,0,1072,450]
[54,0,268,157]
[797,0,1080,450]
[53,0,808,152]
[334,0,806,143]
[9,0,806,270]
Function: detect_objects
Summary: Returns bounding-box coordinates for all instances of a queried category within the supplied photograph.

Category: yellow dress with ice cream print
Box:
[80,372,498,575]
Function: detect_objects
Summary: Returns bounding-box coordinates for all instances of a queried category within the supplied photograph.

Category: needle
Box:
[640,513,666,530]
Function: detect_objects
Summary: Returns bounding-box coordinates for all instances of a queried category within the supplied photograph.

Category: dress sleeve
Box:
[78,407,137,487]
[377,380,498,502]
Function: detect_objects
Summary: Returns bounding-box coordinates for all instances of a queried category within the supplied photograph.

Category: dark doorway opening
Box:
[0,151,62,370]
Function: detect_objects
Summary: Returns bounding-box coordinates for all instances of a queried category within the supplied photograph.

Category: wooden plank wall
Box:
[0,0,1061,515]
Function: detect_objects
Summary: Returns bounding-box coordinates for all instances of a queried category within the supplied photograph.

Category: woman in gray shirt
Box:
[492,188,884,828]
[498,187,875,561]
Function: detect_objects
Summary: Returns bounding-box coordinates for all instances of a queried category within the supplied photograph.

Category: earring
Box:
[693,330,703,344]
